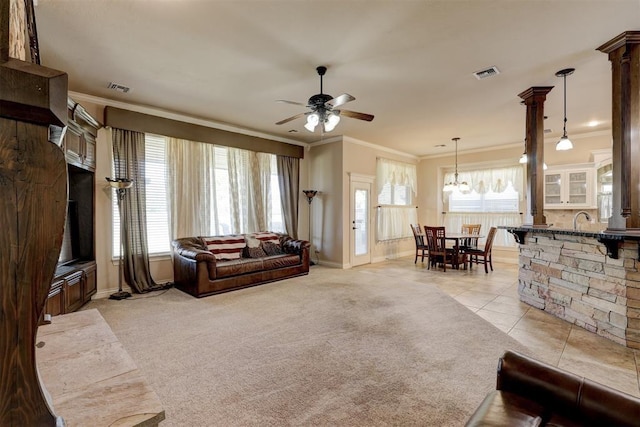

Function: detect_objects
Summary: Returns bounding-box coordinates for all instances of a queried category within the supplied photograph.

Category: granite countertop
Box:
[499,225,640,242]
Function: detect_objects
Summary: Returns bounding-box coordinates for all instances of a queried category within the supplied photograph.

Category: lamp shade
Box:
[556,135,573,151]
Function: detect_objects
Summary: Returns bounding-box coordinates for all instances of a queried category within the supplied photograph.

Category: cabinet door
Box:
[567,171,588,205]
[545,173,562,206]
[83,136,96,170]
[83,263,97,301]
[45,280,65,317]
[64,123,84,167]
[65,271,84,312]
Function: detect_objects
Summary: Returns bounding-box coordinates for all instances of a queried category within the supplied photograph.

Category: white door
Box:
[350,179,372,267]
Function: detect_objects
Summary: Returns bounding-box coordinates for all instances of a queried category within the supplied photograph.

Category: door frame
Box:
[348,173,374,268]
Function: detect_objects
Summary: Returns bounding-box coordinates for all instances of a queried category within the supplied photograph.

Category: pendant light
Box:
[555,68,575,151]
[519,141,547,170]
[443,137,470,193]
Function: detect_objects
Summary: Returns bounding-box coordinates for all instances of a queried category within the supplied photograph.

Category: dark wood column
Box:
[518,87,554,227]
[598,32,640,233]
[1,3,68,425]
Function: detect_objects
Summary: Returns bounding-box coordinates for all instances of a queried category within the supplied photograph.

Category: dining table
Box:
[445,232,485,269]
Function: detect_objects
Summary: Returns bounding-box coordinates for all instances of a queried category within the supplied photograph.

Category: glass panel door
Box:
[350,178,372,267]
[568,171,587,204]
[354,188,368,256]
[545,173,562,205]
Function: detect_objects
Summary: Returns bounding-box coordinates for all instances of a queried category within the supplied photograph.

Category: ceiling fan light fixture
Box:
[305,113,319,132]
[324,111,340,132]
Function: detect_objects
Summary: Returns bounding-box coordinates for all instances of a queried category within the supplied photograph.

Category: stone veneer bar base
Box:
[502,227,640,349]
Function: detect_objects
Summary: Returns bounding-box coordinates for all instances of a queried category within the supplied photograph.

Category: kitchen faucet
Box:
[573,211,592,230]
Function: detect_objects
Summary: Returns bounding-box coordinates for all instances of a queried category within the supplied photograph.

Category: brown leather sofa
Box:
[171,234,310,298]
[466,350,640,426]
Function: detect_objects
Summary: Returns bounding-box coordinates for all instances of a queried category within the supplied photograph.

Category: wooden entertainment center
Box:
[44,99,100,319]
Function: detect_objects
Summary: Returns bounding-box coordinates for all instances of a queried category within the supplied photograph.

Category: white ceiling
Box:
[33,0,640,157]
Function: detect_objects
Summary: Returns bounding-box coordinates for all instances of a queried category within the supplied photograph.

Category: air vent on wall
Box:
[107,82,131,93]
[473,66,500,80]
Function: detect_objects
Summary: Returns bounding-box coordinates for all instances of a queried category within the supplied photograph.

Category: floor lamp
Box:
[107,177,134,300]
[303,190,318,266]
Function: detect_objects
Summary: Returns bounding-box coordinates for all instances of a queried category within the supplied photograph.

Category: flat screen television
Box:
[58,200,80,265]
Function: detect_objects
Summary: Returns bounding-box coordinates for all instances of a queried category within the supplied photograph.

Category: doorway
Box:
[349,174,374,267]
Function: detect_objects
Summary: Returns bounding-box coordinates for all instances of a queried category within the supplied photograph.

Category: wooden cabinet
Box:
[44,261,98,318]
[544,165,596,209]
[63,98,99,171]
[44,98,100,319]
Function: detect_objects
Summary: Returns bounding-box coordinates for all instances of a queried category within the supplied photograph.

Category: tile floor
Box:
[354,257,640,397]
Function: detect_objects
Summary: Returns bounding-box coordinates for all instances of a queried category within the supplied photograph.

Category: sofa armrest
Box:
[497,351,583,411]
[281,236,311,255]
[496,350,640,426]
[172,237,216,263]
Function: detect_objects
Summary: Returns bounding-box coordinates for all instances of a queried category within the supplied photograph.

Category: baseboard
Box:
[92,277,173,300]
[314,260,346,269]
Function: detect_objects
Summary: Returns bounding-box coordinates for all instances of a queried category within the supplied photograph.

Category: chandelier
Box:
[443,137,470,193]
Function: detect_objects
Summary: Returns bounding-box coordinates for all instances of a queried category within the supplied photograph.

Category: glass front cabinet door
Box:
[543,165,595,209]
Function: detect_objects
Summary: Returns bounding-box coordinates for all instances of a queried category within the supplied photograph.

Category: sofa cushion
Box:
[244,245,267,258]
[216,258,264,278]
[251,231,281,245]
[202,235,246,260]
[262,241,284,256]
[263,254,300,269]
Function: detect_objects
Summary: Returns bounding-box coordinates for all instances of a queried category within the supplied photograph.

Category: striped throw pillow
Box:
[251,232,280,245]
[201,235,246,260]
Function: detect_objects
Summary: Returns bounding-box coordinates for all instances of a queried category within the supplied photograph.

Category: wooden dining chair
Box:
[424,226,459,271]
[466,227,497,273]
[461,223,482,251]
[410,224,429,264]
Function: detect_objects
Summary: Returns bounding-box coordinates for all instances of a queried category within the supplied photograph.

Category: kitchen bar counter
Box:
[500,226,640,349]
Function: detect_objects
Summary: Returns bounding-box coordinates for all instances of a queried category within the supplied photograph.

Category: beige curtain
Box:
[228,147,272,233]
[112,128,164,293]
[276,156,299,239]
[165,137,216,239]
[376,158,417,200]
[443,165,524,198]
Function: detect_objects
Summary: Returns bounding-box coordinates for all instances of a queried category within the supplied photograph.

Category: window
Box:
[448,182,520,213]
[376,158,417,241]
[112,135,285,257]
[112,134,171,256]
[443,165,523,248]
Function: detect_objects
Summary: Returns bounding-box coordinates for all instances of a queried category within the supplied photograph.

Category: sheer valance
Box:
[376,158,417,198]
[443,165,524,198]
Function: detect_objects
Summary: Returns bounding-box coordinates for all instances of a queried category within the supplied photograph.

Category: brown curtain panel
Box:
[276,155,299,239]
[112,128,164,293]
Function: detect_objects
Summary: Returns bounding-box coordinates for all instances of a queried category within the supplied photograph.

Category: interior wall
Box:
[309,140,344,267]
[342,137,418,264]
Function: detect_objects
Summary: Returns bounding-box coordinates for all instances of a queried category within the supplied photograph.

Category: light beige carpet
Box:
[86,266,530,426]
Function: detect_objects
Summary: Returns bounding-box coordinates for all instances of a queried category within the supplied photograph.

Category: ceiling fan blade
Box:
[326,93,355,109]
[276,112,307,125]
[276,99,307,107]
[339,109,374,122]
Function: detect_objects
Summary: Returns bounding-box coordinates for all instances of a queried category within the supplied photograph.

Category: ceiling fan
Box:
[275,66,374,133]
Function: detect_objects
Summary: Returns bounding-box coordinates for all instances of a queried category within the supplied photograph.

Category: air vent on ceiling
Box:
[473,66,500,80]
[107,82,131,93]
[544,128,552,133]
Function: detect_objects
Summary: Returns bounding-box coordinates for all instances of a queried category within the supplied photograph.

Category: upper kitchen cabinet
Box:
[544,163,596,209]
